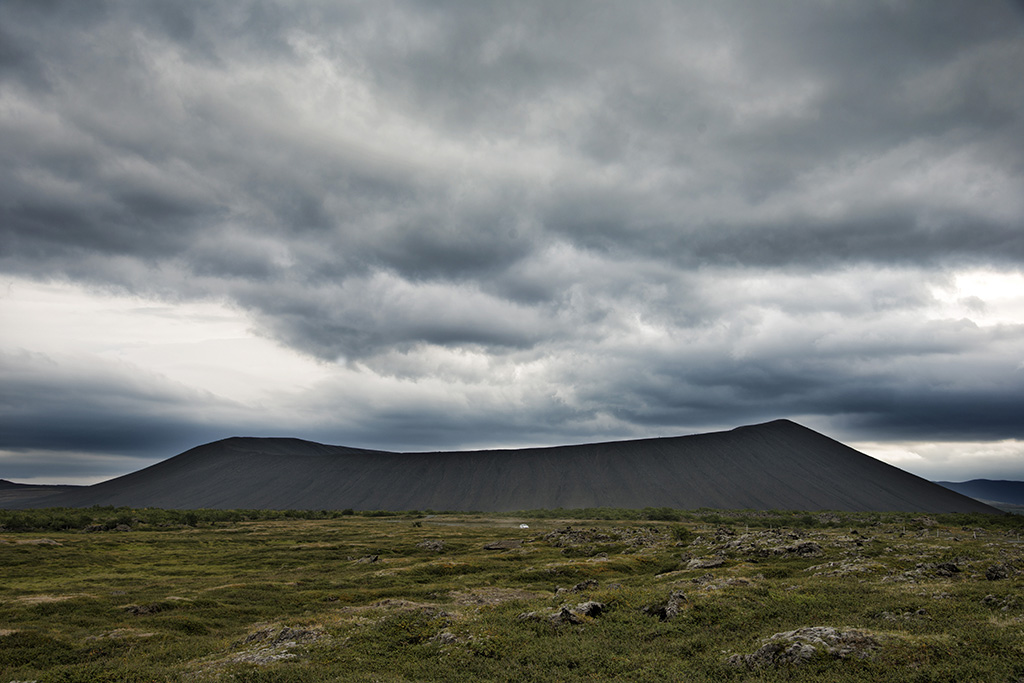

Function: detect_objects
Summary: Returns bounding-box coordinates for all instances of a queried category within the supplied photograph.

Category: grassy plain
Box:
[2,508,1023,682]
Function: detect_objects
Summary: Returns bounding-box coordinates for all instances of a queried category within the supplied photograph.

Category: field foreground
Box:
[2,509,1024,682]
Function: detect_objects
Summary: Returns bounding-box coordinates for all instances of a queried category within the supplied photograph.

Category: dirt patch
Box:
[336,598,439,615]
[450,587,543,606]
[123,603,170,615]
[15,538,63,546]
[807,561,886,577]
[16,593,91,604]
[204,582,266,591]
[86,628,158,640]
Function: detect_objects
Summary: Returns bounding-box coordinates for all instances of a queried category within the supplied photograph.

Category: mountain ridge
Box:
[0,420,999,513]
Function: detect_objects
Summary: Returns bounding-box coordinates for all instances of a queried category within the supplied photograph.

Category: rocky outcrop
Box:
[729,626,878,667]
[985,563,1011,580]
[714,530,823,558]
[518,601,606,625]
[416,539,446,552]
[642,590,687,621]
[227,626,324,665]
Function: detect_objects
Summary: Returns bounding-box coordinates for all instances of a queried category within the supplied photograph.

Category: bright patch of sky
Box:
[1,277,327,405]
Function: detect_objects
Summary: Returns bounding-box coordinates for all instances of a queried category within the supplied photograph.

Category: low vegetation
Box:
[2,507,1023,681]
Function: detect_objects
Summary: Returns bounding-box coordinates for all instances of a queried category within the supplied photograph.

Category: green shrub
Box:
[668,524,694,545]
[0,630,78,668]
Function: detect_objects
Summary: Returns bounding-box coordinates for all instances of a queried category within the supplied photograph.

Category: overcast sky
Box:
[2,0,1023,486]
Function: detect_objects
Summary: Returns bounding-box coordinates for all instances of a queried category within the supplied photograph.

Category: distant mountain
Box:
[2,420,999,513]
[936,480,1024,507]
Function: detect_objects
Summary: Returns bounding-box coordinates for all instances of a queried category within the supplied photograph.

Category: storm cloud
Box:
[2,1,1023,483]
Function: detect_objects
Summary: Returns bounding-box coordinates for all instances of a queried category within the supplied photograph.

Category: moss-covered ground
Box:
[2,508,1023,681]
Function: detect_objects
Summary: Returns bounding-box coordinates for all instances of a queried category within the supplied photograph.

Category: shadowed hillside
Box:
[0,479,83,508]
[3,420,999,513]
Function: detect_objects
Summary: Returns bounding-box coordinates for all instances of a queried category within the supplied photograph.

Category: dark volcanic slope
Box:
[10,421,998,513]
[0,480,83,508]
[936,480,1024,506]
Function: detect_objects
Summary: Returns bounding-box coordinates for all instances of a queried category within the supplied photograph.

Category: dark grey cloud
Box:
[1,1,1023,482]
[0,350,241,454]
[4,0,1019,281]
